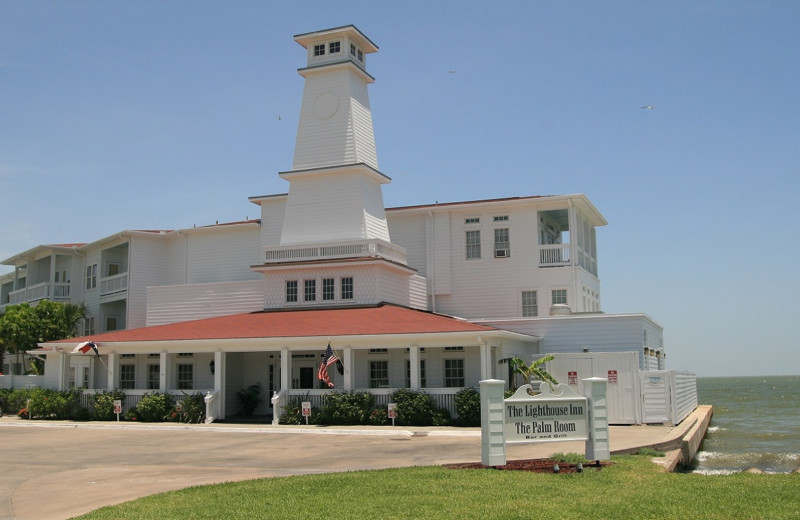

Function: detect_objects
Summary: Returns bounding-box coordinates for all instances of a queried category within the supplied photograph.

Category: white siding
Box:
[146,280,266,326]
[127,235,169,329]
[262,263,415,309]
[184,227,262,284]
[479,314,663,356]
[259,197,287,249]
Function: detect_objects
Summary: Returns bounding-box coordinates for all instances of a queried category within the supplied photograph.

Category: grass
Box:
[73,455,799,520]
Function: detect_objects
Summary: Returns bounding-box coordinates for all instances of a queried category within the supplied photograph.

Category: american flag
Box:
[317,343,339,388]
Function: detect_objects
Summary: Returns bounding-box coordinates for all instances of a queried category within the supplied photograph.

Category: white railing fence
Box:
[539,244,571,267]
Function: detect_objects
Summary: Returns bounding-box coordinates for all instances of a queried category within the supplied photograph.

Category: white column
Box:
[343,347,353,390]
[214,350,225,418]
[106,352,117,391]
[57,351,68,390]
[280,347,290,390]
[409,345,420,391]
[159,351,168,391]
[478,337,490,380]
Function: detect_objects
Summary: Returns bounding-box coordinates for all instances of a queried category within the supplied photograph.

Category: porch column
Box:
[280,347,289,390]
[214,350,225,418]
[409,345,420,391]
[57,351,68,390]
[478,337,490,381]
[159,351,169,391]
[49,255,56,297]
[343,347,353,390]
[106,352,117,391]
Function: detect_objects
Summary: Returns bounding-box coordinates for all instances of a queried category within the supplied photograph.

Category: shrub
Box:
[454,387,481,426]
[431,407,451,426]
[177,392,206,424]
[237,383,262,416]
[319,391,375,425]
[135,393,173,422]
[26,387,84,420]
[92,390,126,421]
[390,389,435,426]
[368,408,389,425]
[279,394,319,425]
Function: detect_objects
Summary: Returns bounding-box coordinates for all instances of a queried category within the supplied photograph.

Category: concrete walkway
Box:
[0,406,711,520]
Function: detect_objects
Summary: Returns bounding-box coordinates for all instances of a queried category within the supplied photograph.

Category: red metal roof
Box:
[48,303,495,344]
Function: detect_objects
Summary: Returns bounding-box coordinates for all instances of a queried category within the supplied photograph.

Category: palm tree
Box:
[508,355,558,390]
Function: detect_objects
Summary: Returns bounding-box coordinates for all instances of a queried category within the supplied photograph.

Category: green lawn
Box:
[73,455,799,520]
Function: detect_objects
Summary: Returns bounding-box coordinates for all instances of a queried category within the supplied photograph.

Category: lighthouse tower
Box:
[254,26,424,310]
[280,25,389,246]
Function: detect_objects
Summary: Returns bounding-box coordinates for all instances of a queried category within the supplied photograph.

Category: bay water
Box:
[690,375,800,474]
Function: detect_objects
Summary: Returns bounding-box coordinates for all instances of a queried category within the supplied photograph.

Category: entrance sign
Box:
[503,384,587,443]
[480,377,610,466]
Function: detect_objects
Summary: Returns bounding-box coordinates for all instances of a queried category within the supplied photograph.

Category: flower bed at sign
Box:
[444,459,611,474]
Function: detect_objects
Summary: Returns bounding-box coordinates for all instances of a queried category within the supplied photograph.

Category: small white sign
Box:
[113,400,122,414]
[387,403,397,419]
[301,401,312,417]
[176,401,184,412]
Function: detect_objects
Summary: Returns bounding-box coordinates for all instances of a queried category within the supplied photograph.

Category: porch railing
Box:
[204,390,220,424]
[6,282,72,305]
[100,272,128,297]
[539,244,571,267]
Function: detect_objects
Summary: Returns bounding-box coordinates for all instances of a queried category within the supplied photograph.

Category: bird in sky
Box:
[448,70,457,74]
[641,105,656,109]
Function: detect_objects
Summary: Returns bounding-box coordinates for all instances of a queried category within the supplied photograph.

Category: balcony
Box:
[6,282,72,306]
[263,238,408,265]
[539,244,571,267]
[100,272,128,298]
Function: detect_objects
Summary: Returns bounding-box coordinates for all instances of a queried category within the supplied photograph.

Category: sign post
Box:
[387,403,397,426]
[113,399,122,422]
[301,401,311,425]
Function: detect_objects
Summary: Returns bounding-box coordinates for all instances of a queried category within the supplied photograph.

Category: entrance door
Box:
[299,367,314,389]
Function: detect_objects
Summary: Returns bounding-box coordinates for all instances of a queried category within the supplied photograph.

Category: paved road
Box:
[0,419,677,520]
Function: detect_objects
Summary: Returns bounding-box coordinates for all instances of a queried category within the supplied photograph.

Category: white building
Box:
[2,26,694,424]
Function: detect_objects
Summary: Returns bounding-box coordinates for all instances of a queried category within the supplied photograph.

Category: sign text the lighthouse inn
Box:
[503,385,588,443]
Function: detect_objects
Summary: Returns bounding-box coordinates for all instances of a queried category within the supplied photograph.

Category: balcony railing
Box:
[6,282,72,305]
[100,272,128,297]
[539,244,571,267]
[264,239,407,265]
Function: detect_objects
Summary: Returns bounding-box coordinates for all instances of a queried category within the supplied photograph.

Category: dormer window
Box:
[329,41,341,54]
[314,43,325,56]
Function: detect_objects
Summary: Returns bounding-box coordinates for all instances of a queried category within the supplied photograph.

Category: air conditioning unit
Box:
[495,249,509,258]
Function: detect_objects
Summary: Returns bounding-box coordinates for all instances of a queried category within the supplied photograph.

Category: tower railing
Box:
[263,239,407,265]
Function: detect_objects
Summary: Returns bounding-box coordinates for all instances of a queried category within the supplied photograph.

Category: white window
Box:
[177,364,193,390]
[444,359,465,387]
[286,280,298,302]
[304,280,316,302]
[322,278,335,301]
[313,43,325,56]
[329,41,341,54]
[148,364,160,390]
[494,228,510,258]
[465,217,480,224]
[84,316,95,336]
[86,264,97,289]
[493,215,509,222]
[119,364,135,389]
[369,360,389,388]
[466,230,481,260]
[522,291,538,317]
[552,289,568,305]
[341,277,353,300]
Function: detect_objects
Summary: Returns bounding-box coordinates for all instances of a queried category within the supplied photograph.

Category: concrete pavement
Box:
[0,407,710,520]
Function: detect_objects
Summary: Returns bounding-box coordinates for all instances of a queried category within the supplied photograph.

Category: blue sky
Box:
[2,1,798,377]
